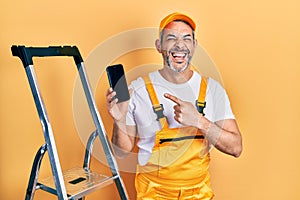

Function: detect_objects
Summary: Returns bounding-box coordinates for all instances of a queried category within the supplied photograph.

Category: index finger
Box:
[164,93,181,105]
[106,87,113,95]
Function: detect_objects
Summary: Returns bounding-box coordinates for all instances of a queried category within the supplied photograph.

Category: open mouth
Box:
[170,52,188,63]
[171,52,187,59]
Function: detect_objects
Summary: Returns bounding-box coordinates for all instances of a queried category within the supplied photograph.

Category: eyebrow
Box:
[166,34,176,38]
[166,33,192,38]
[183,33,192,38]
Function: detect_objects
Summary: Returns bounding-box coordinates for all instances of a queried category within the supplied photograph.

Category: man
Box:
[106,12,242,200]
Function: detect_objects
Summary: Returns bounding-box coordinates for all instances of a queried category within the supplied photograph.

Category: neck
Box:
[159,67,193,84]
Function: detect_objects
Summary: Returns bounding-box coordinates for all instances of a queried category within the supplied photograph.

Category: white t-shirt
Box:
[126,70,235,165]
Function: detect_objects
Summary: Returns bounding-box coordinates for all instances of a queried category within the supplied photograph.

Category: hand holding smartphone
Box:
[106,64,130,103]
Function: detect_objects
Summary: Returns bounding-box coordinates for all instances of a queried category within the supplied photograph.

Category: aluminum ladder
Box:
[11,45,129,200]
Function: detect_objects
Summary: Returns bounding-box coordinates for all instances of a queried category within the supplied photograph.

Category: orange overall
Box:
[135,76,214,200]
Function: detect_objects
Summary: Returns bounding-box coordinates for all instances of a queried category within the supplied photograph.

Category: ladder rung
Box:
[37,167,118,199]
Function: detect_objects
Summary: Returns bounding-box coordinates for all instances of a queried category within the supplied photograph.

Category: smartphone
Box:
[106,64,130,103]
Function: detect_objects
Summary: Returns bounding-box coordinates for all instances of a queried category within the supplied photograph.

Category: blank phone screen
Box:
[106,64,130,103]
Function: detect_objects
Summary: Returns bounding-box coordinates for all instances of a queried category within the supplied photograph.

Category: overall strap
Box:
[143,76,168,129]
[196,76,208,115]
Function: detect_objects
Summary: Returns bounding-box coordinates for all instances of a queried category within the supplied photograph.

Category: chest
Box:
[132,83,214,129]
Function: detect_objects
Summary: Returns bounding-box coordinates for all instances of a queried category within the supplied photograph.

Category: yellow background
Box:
[1,0,300,199]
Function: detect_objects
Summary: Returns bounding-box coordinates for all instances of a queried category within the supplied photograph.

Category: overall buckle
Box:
[153,104,165,120]
[196,100,206,116]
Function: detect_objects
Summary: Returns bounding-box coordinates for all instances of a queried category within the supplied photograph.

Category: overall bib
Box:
[135,76,214,200]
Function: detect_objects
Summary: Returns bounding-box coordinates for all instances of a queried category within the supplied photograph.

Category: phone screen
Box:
[106,64,130,103]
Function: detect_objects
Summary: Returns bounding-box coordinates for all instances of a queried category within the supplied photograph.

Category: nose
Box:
[174,38,185,49]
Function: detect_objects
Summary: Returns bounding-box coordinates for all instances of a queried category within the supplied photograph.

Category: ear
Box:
[194,38,198,47]
[155,39,162,53]
[191,38,198,55]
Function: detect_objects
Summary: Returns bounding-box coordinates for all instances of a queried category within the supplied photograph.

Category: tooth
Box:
[175,53,185,57]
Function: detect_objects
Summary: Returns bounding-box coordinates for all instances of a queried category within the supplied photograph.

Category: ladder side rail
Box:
[25,144,47,200]
[77,62,117,173]
[25,66,68,200]
[83,131,98,170]
[76,62,129,200]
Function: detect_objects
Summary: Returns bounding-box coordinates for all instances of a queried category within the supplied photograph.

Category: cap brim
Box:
[159,12,196,32]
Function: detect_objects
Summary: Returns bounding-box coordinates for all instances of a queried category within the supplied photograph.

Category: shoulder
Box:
[129,77,145,90]
[192,71,227,95]
[129,71,159,89]
[207,77,222,88]
[191,71,221,88]
[207,77,226,94]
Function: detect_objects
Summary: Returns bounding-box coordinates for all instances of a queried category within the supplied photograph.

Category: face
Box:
[156,21,197,73]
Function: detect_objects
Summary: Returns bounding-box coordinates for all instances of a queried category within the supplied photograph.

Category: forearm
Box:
[198,115,243,157]
[111,120,136,157]
[163,92,242,157]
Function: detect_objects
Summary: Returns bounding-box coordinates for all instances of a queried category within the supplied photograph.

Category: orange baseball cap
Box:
[159,12,196,33]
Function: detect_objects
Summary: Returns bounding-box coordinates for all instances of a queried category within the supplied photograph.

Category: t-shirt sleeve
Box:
[211,80,235,122]
[126,84,136,126]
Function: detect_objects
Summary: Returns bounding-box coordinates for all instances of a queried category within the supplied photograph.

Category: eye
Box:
[183,37,192,42]
[166,34,177,41]
[167,36,176,41]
